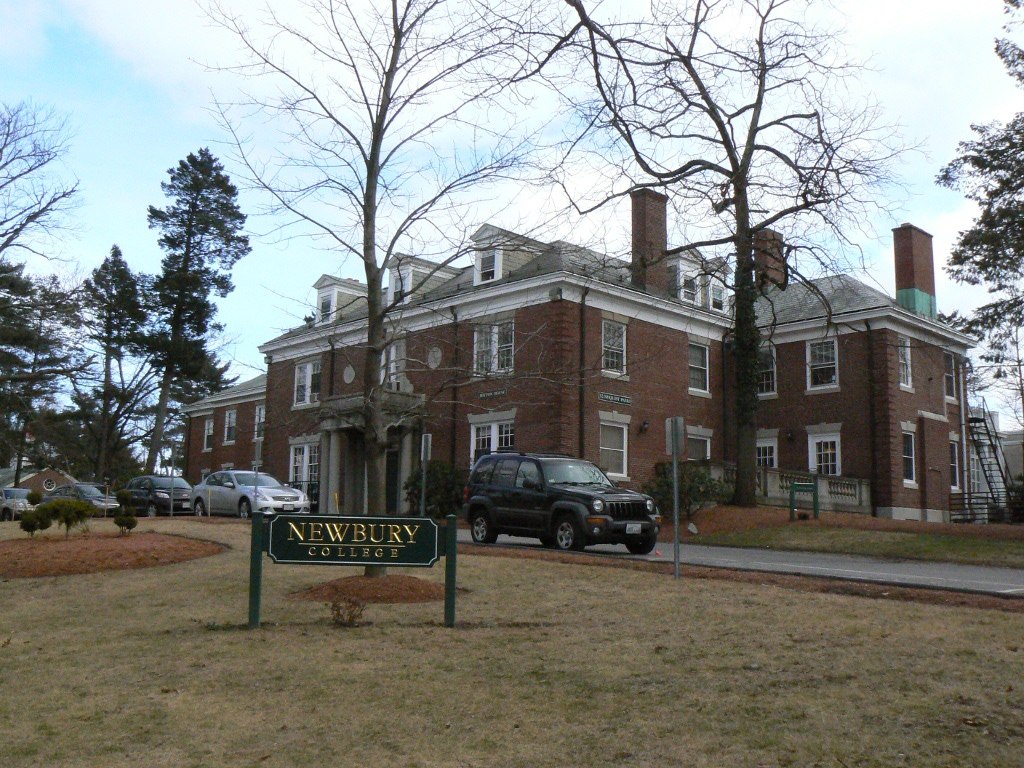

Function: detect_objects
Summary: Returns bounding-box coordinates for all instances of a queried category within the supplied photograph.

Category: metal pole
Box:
[248,510,264,629]
[672,427,681,580]
[444,513,457,627]
[420,433,432,517]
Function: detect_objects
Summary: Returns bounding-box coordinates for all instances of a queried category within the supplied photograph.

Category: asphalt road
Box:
[457,530,1024,597]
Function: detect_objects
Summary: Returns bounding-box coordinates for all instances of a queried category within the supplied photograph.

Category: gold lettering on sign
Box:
[402,524,420,543]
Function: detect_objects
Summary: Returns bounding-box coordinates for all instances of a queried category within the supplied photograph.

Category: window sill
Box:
[900,384,914,394]
[292,401,321,410]
[945,397,959,405]
[602,370,629,381]
[223,440,236,446]
[688,388,712,399]
[903,481,919,489]
[757,392,778,400]
[805,385,840,395]
[607,473,631,484]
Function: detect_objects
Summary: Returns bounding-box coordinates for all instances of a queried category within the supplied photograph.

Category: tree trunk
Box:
[146,368,173,474]
[732,216,759,507]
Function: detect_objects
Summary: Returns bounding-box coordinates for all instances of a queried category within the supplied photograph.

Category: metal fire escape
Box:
[959,398,1019,523]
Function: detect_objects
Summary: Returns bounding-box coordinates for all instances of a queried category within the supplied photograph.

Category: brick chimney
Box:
[753,229,787,290]
[630,189,671,295]
[893,223,936,319]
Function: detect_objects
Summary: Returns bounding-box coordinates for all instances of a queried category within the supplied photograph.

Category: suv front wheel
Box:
[470,510,498,544]
[626,530,658,555]
[553,514,585,552]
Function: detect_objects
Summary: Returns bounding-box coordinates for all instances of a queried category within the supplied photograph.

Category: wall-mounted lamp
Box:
[785,429,794,441]
[639,420,650,434]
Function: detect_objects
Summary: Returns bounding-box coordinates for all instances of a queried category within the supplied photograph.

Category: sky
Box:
[2,0,1022,384]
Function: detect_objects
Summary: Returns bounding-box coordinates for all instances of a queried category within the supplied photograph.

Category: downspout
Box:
[865,321,878,516]
[449,307,460,467]
[578,287,590,458]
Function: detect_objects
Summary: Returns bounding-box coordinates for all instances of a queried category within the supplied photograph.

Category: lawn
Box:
[1,517,1022,768]
[686,507,1024,567]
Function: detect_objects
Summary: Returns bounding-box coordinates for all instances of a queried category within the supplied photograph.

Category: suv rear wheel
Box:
[553,514,585,551]
[470,510,498,544]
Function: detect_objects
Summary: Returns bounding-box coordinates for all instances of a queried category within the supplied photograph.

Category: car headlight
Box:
[592,498,605,513]
[256,489,273,501]
[155,491,169,498]
[646,498,655,513]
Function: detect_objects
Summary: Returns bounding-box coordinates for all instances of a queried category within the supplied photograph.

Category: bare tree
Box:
[208,0,539,567]
[551,0,902,504]
[0,101,78,261]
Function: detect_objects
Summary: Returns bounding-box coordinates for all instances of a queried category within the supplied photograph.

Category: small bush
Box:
[403,461,465,518]
[116,489,133,509]
[113,511,138,535]
[643,461,731,520]
[329,598,366,627]
[36,499,93,539]
[26,490,42,506]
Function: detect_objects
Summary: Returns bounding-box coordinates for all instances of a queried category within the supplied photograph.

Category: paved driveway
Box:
[458,530,1024,597]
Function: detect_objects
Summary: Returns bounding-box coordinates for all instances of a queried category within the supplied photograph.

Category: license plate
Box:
[626,523,642,535]
[282,504,294,511]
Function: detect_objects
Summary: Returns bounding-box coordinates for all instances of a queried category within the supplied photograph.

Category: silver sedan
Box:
[190,470,311,518]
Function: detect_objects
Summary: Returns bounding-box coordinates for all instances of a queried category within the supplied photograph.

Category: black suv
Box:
[125,475,193,516]
[463,453,660,554]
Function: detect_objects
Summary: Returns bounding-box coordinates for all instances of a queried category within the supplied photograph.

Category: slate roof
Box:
[756,274,895,328]
[181,374,267,413]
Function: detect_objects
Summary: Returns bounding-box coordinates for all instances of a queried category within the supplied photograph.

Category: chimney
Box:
[630,189,670,295]
[753,229,787,290]
[892,223,936,319]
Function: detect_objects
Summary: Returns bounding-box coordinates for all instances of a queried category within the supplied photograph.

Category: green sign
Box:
[266,514,440,567]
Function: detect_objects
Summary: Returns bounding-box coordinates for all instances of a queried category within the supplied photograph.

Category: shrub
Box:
[403,461,465,518]
[26,490,42,506]
[19,507,53,537]
[116,489,133,509]
[113,511,138,535]
[36,499,93,539]
[643,461,731,520]
[329,598,366,627]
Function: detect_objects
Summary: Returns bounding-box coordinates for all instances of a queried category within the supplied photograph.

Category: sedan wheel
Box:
[1,509,10,522]
[239,499,251,519]
[193,499,206,517]
[553,515,585,551]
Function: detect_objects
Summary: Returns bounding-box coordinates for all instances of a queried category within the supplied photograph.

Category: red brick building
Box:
[183,193,975,521]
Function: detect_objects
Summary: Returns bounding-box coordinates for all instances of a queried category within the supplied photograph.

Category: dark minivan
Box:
[125,475,193,516]
[463,453,660,553]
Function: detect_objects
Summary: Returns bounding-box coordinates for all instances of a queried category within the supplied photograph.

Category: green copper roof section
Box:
[896,287,936,319]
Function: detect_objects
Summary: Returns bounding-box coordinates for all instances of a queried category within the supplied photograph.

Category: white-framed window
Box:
[602,320,626,374]
[902,431,916,484]
[681,274,702,305]
[381,339,405,390]
[808,432,841,475]
[688,342,709,392]
[755,439,777,468]
[290,443,320,488]
[757,344,776,395]
[950,440,961,490]
[807,339,838,389]
[254,404,265,441]
[475,247,501,285]
[203,418,214,451]
[474,321,514,375]
[599,422,628,476]
[687,436,710,461]
[710,282,726,311]
[319,294,332,324]
[294,360,321,406]
[471,421,515,462]
[898,336,912,388]
[223,409,237,444]
[944,352,957,400]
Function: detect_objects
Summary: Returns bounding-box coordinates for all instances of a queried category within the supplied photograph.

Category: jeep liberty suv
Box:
[463,453,660,554]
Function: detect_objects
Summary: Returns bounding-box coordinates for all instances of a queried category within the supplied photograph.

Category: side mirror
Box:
[224,481,235,489]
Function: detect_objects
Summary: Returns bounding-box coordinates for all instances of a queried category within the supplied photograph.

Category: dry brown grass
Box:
[0,517,1022,768]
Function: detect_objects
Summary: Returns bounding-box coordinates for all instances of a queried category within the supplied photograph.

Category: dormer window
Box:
[710,283,726,311]
[319,295,332,324]
[475,248,501,285]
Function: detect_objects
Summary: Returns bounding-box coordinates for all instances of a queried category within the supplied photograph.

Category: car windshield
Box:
[231,472,282,488]
[76,484,106,498]
[4,489,29,499]
[152,477,191,489]
[541,459,613,487]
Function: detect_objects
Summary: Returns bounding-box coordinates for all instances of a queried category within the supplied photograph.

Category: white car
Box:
[1,488,35,521]
[190,470,311,518]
